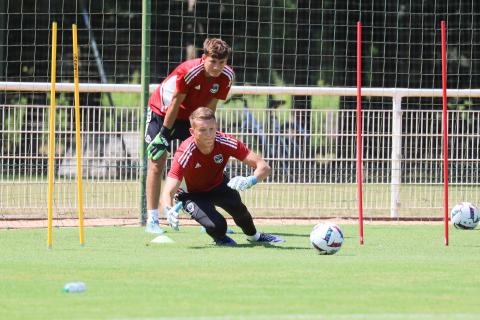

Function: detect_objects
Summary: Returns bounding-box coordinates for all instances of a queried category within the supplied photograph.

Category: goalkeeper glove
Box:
[227,175,257,191]
[164,201,183,231]
[147,126,172,160]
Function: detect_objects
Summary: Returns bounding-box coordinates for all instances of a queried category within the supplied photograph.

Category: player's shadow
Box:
[270,232,356,240]
[449,244,480,248]
[265,232,309,238]
[188,243,311,250]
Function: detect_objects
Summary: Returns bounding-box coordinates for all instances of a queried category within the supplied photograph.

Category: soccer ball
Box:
[310,223,344,255]
[451,202,480,230]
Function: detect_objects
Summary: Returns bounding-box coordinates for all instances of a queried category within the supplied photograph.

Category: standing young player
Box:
[161,107,285,245]
[145,39,234,233]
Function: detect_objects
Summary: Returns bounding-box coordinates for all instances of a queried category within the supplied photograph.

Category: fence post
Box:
[391,95,403,217]
[140,0,151,226]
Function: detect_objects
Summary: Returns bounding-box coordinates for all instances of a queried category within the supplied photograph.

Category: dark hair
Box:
[203,38,231,60]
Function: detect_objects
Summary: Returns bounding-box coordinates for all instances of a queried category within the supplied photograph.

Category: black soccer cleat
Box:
[214,235,237,246]
[251,233,285,243]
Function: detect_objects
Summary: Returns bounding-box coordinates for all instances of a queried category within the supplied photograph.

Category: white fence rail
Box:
[1,83,480,219]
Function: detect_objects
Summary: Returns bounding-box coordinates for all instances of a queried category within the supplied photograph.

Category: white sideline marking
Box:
[150,235,175,244]
[111,313,480,320]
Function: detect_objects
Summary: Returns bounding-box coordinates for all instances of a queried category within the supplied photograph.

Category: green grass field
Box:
[1,224,480,320]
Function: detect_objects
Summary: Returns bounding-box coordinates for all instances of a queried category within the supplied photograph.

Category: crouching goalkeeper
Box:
[160,107,284,245]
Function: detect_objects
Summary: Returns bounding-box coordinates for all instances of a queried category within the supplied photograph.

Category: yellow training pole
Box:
[72,24,85,245]
[47,22,57,249]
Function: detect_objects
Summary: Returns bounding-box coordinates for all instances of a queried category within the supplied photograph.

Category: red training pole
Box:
[441,20,449,246]
[357,21,364,245]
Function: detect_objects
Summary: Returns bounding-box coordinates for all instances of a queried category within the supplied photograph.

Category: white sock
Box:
[247,232,261,241]
[147,209,159,221]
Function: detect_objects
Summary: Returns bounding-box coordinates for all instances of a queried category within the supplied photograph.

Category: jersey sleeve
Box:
[167,150,187,181]
[231,137,250,161]
[175,72,191,94]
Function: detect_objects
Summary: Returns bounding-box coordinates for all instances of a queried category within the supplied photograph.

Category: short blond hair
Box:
[203,38,231,60]
[189,107,216,125]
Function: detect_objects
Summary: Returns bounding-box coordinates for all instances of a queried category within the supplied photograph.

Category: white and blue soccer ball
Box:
[451,202,480,230]
[310,222,344,255]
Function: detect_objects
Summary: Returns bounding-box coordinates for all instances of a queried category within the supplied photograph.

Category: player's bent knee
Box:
[187,201,227,238]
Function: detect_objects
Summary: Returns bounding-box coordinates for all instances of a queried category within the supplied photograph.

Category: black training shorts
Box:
[144,108,191,144]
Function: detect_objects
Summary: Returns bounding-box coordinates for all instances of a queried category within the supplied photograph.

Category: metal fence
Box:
[1,99,480,219]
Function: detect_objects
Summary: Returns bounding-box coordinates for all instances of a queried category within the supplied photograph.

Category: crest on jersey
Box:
[210,84,219,94]
[185,202,195,214]
[213,154,223,164]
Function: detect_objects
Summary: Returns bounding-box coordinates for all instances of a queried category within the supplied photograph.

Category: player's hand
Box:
[227,175,257,191]
[147,133,169,160]
[147,126,172,160]
[164,202,183,231]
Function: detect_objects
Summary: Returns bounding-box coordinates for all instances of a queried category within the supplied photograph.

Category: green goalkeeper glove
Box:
[147,126,172,160]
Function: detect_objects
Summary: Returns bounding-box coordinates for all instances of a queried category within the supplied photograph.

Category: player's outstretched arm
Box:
[227,151,271,191]
[161,177,183,230]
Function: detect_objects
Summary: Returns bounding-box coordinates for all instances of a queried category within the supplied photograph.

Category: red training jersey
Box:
[168,132,250,192]
[148,58,234,120]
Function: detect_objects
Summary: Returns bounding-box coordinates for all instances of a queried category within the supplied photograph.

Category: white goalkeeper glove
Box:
[164,201,183,231]
[227,175,257,191]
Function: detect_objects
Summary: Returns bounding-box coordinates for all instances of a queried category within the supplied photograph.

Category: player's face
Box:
[190,118,217,150]
[203,55,227,78]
